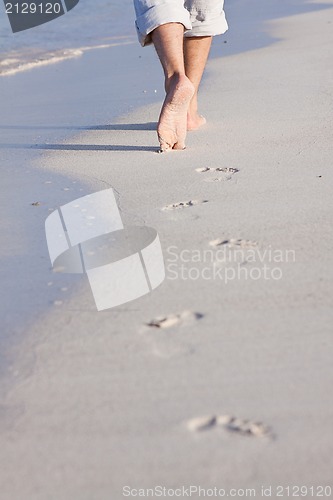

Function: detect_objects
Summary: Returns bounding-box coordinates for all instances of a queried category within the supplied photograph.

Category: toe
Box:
[173,141,186,150]
[158,135,173,152]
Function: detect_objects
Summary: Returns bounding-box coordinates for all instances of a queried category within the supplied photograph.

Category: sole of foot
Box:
[157,74,195,152]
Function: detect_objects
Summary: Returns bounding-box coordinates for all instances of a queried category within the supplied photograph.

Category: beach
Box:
[0,0,333,498]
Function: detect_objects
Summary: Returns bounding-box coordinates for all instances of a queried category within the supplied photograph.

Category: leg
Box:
[183,36,212,130]
[133,0,228,149]
[151,23,195,151]
[183,0,228,129]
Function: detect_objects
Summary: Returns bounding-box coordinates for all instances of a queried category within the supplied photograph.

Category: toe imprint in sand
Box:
[217,415,271,437]
[187,414,271,437]
[163,200,208,211]
[209,238,258,249]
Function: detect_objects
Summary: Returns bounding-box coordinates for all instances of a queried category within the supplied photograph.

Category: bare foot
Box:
[157,74,195,152]
[187,112,207,131]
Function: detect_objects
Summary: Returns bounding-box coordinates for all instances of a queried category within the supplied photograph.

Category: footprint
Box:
[162,200,208,211]
[209,238,258,249]
[187,414,271,437]
[141,310,204,358]
[196,167,239,174]
[146,310,204,329]
[196,167,239,181]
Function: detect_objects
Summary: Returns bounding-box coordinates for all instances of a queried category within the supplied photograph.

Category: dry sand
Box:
[0,1,333,498]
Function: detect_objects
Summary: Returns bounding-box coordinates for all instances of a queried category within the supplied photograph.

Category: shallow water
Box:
[1,0,329,76]
[0,0,135,76]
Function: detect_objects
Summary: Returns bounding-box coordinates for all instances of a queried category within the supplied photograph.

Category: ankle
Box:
[164,72,187,93]
[188,105,199,119]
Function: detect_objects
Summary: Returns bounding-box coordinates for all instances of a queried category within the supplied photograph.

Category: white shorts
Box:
[133,0,228,46]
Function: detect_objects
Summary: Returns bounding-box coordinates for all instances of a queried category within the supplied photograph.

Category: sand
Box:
[0,0,333,498]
